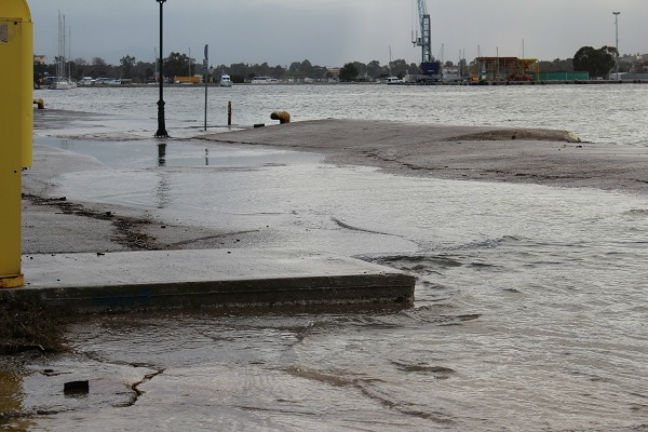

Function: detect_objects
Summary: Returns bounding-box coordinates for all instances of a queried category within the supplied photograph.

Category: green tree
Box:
[228,62,248,83]
[272,65,286,79]
[91,57,107,77]
[366,60,382,79]
[351,61,367,80]
[573,46,617,79]
[300,59,313,78]
[339,62,359,81]
[164,52,192,79]
[130,61,155,82]
[389,59,408,78]
[254,62,271,77]
[120,55,136,78]
[288,61,301,76]
[407,62,420,75]
[287,59,314,79]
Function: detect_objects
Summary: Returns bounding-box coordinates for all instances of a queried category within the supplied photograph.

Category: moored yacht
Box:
[220,74,232,87]
[250,76,278,84]
[385,76,404,85]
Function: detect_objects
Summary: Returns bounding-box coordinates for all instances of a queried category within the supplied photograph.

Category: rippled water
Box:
[36,83,648,146]
[6,85,648,430]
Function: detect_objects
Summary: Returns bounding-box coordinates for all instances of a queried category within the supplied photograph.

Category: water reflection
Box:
[22,136,648,430]
[157,143,166,167]
[204,148,209,166]
[155,172,170,209]
[0,370,32,431]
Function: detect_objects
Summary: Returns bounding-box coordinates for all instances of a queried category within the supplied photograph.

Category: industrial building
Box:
[471,57,538,82]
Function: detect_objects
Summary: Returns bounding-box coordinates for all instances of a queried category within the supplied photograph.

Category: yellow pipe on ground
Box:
[270,111,291,124]
[0,0,33,288]
[33,98,44,109]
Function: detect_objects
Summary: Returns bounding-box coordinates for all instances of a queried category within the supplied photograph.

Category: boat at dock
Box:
[49,79,77,90]
[251,77,279,84]
[220,74,232,87]
[385,76,405,85]
[50,11,77,90]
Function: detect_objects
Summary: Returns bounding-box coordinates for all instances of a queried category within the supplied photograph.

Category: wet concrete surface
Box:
[4,112,648,430]
[203,119,648,194]
[6,250,414,314]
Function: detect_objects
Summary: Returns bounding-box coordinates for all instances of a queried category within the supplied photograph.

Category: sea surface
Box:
[7,85,648,431]
[36,83,648,146]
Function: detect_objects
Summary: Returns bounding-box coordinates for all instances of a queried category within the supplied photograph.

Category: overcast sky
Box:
[28,0,647,67]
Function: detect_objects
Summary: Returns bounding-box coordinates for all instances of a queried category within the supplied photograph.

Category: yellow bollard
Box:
[0,0,33,288]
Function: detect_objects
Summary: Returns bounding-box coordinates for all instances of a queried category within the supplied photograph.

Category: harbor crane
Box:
[411,0,440,78]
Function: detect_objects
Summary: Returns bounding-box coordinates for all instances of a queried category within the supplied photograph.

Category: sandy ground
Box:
[202,119,648,193]
[22,113,648,255]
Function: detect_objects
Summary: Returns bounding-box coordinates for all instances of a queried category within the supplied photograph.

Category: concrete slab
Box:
[3,249,414,314]
[202,119,648,194]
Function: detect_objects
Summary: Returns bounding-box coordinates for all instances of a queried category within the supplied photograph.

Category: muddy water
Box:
[5,135,647,431]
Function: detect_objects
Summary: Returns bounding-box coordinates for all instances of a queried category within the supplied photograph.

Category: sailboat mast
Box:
[62,14,66,75]
[68,25,72,80]
[57,11,62,78]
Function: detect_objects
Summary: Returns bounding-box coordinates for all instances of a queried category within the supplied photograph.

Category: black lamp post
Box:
[155,0,168,137]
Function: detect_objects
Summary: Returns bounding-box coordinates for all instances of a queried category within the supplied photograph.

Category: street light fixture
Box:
[613,11,620,80]
[155,0,168,137]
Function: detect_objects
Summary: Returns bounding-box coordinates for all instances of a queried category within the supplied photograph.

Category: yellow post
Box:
[0,0,33,288]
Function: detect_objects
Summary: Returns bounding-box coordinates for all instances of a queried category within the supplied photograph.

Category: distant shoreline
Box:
[34,80,648,90]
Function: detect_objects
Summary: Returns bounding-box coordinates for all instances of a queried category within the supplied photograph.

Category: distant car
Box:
[78,76,96,86]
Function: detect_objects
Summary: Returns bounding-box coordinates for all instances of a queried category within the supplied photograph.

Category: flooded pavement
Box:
[4,85,648,430]
[3,303,646,431]
[4,133,648,431]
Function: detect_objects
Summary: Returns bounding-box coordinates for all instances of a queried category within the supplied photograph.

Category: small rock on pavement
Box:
[64,380,89,395]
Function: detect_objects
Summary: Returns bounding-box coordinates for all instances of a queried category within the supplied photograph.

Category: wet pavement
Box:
[4,96,648,430]
[5,135,647,431]
[10,249,414,314]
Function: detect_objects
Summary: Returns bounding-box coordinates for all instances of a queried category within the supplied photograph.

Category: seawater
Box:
[36,83,648,146]
[17,85,648,431]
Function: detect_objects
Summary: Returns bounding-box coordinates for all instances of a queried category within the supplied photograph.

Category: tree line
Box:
[538,46,621,79]
[34,45,631,84]
[35,53,423,83]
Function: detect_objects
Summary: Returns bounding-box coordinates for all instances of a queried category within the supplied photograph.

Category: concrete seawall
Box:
[4,250,414,316]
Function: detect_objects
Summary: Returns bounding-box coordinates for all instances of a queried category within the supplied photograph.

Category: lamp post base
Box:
[155,99,168,137]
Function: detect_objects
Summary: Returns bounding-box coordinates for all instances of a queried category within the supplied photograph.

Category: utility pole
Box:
[522,38,525,59]
[203,44,208,132]
[613,11,620,80]
[496,46,499,81]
